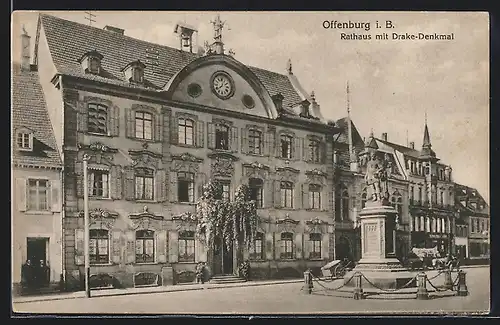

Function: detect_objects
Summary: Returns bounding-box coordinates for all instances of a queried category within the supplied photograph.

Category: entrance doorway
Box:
[24,237,50,288]
[336,236,353,261]
[213,236,234,275]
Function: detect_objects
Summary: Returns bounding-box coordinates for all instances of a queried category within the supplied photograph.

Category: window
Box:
[335,185,349,221]
[89,229,109,264]
[215,124,229,150]
[409,186,414,205]
[471,218,476,233]
[280,232,294,259]
[342,188,350,221]
[250,232,264,260]
[280,135,293,159]
[88,103,108,134]
[178,172,195,203]
[132,67,144,83]
[418,187,422,204]
[309,184,321,210]
[248,129,262,155]
[361,191,367,209]
[135,230,155,263]
[178,231,195,262]
[215,180,231,201]
[309,139,321,163]
[440,191,444,206]
[248,178,263,208]
[280,181,294,208]
[391,191,403,217]
[135,111,153,140]
[89,170,109,198]
[89,57,101,74]
[178,118,194,145]
[27,179,49,211]
[135,168,154,200]
[309,233,322,259]
[17,132,33,151]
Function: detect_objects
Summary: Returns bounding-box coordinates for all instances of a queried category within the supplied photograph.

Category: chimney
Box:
[21,26,31,71]
[409,141,415,149]
[103,25,125,35]
[381,132,388,141]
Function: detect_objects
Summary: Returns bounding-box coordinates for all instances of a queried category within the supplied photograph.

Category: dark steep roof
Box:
[334,117,364,146]
[38,14,303,109]
[12,65,62,167]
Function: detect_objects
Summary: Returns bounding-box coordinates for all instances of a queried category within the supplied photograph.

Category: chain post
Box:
[353,273,364,300]
[456,270,468,296]
[444,269,453,290]
[303,270,313,294]
[416,272,429,300]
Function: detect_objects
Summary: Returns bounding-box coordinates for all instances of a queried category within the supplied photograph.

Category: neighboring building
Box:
[33,14,341,289]
[12,28,63,294]
[454,184,490,261]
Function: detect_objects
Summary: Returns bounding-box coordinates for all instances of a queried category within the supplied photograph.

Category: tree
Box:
[195,180,258,253]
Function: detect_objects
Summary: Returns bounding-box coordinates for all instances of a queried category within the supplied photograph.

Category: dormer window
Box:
[16,128,33,151]
[122,60,146,83]
[78,50,104,75]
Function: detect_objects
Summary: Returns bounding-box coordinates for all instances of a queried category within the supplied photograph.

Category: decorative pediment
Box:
[243,161,270,170]
[172,152,204,163]
[305,216,328,226]
[129,149,162,169]
[79,208,119,219]
[305,169,328,185]
[243,162,270,179]
[78,142,118,153]
[211,157,235,178]
[207,152,239,161]
[275,214,299,232]
[276,166,300,182]
[172,212,198,231]
[129,206,164,221]
[305,217,329,234]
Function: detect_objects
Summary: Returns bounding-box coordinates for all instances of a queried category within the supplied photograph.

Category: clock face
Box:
[211,73,234,99]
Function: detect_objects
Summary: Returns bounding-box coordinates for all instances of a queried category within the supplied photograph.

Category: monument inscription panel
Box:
[363,223,378,255]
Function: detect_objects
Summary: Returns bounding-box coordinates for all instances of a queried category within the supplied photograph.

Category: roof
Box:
[375,138,421,159]
[38,14,303,109]
[11,65,62,167]
[334,117,364,146]
[454,183,490,215]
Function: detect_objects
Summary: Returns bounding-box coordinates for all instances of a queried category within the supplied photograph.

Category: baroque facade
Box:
[12,29,63,293]
[33,14,342,288]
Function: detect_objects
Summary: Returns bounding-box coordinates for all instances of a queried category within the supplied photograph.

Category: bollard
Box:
[416,272,429,300]
[303,270,313,294]
[456,270,469,296]
[353,273,364,300]
[444,269,453,290]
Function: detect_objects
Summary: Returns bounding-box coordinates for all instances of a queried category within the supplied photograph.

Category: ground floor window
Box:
[135,230,155,263]
[280,232,294,259]
[89,229,109,264]
[179,231,195,262]
[309,233,322,259]
[249,232,264,260]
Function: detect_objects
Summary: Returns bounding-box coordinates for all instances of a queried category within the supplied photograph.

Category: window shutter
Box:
[169,171,178,203]
[294,184,301,210]
[196,120,204,148]
[125,107,135,138]
[293,137,302,161]
[168,231,179,263]
[50,179,61,212]
[274,232,281,260]
[275,135,281,158]
[264,179,274,208]
[155,230,167,263]
[230,126,239,152]
[273,180,281,208]
[155,113,163,142]
[74,229,85,266]
[16,178,27,212]
[321,187,328,212]
[264,131,274,157]
[77,102,88,132]
[265,233,274,260]
[76,170,84,198]
[303,138,310,162]
[295,233,303,259]
[320,141,327,163]
[155,169,166,203]
[207,122,215,149]
[302,184,310,210]
[126,231,135,264]
[170,114,178,145]
[123,167,135,200]
[304,237,311,260]
[196,172,207,200]
[321,233,329,259]
[112,230,122,264]
[108,105,120,137]
[240,128,248,154]
[109,165,122,200]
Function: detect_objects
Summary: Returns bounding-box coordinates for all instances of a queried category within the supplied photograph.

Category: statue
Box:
[364,151,392,203]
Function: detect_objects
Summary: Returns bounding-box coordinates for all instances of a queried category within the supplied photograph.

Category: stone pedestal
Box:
[344,200,416,289]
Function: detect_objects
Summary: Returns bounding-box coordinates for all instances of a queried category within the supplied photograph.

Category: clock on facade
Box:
[211,71,235,99]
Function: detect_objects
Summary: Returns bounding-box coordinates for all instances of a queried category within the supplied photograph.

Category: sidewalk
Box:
[13,278,304,304]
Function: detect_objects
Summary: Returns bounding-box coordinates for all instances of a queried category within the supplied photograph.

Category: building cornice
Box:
[12,162,62,171]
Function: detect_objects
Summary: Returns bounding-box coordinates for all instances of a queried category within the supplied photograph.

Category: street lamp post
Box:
[83,154,91,298]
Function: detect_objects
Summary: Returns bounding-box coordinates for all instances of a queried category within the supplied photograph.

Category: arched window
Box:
[135,229,155,263]
[89,229,109,264]
[280,232,294,259]
[335,184,349,221]
[250,232,264,260]
[361,189,367,209]
[135,111,153,140]
[135,168,154,200]
[87,103,108,134]
[178,231,195,262]
[248,178,263,208]
[248,129,262,155]
[178,118,194,146]
[280,134,293,159]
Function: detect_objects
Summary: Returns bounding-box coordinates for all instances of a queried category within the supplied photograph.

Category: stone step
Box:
[210,275,246,284]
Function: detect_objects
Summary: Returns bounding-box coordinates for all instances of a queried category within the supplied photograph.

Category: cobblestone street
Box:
[13,266,489,315]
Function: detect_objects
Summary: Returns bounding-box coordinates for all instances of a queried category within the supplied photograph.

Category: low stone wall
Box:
[248,260,326,280]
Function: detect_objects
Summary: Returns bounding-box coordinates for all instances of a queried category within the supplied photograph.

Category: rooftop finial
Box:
[84,11,97,26]
[346,81,351,116]
[425,108,427,125]
[211,14,225,43]
[287,58,292,74]
[370,128,374,138]
[310,91,316,102]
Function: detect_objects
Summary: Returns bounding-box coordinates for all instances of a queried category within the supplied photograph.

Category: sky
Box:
[11,11,490,203]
